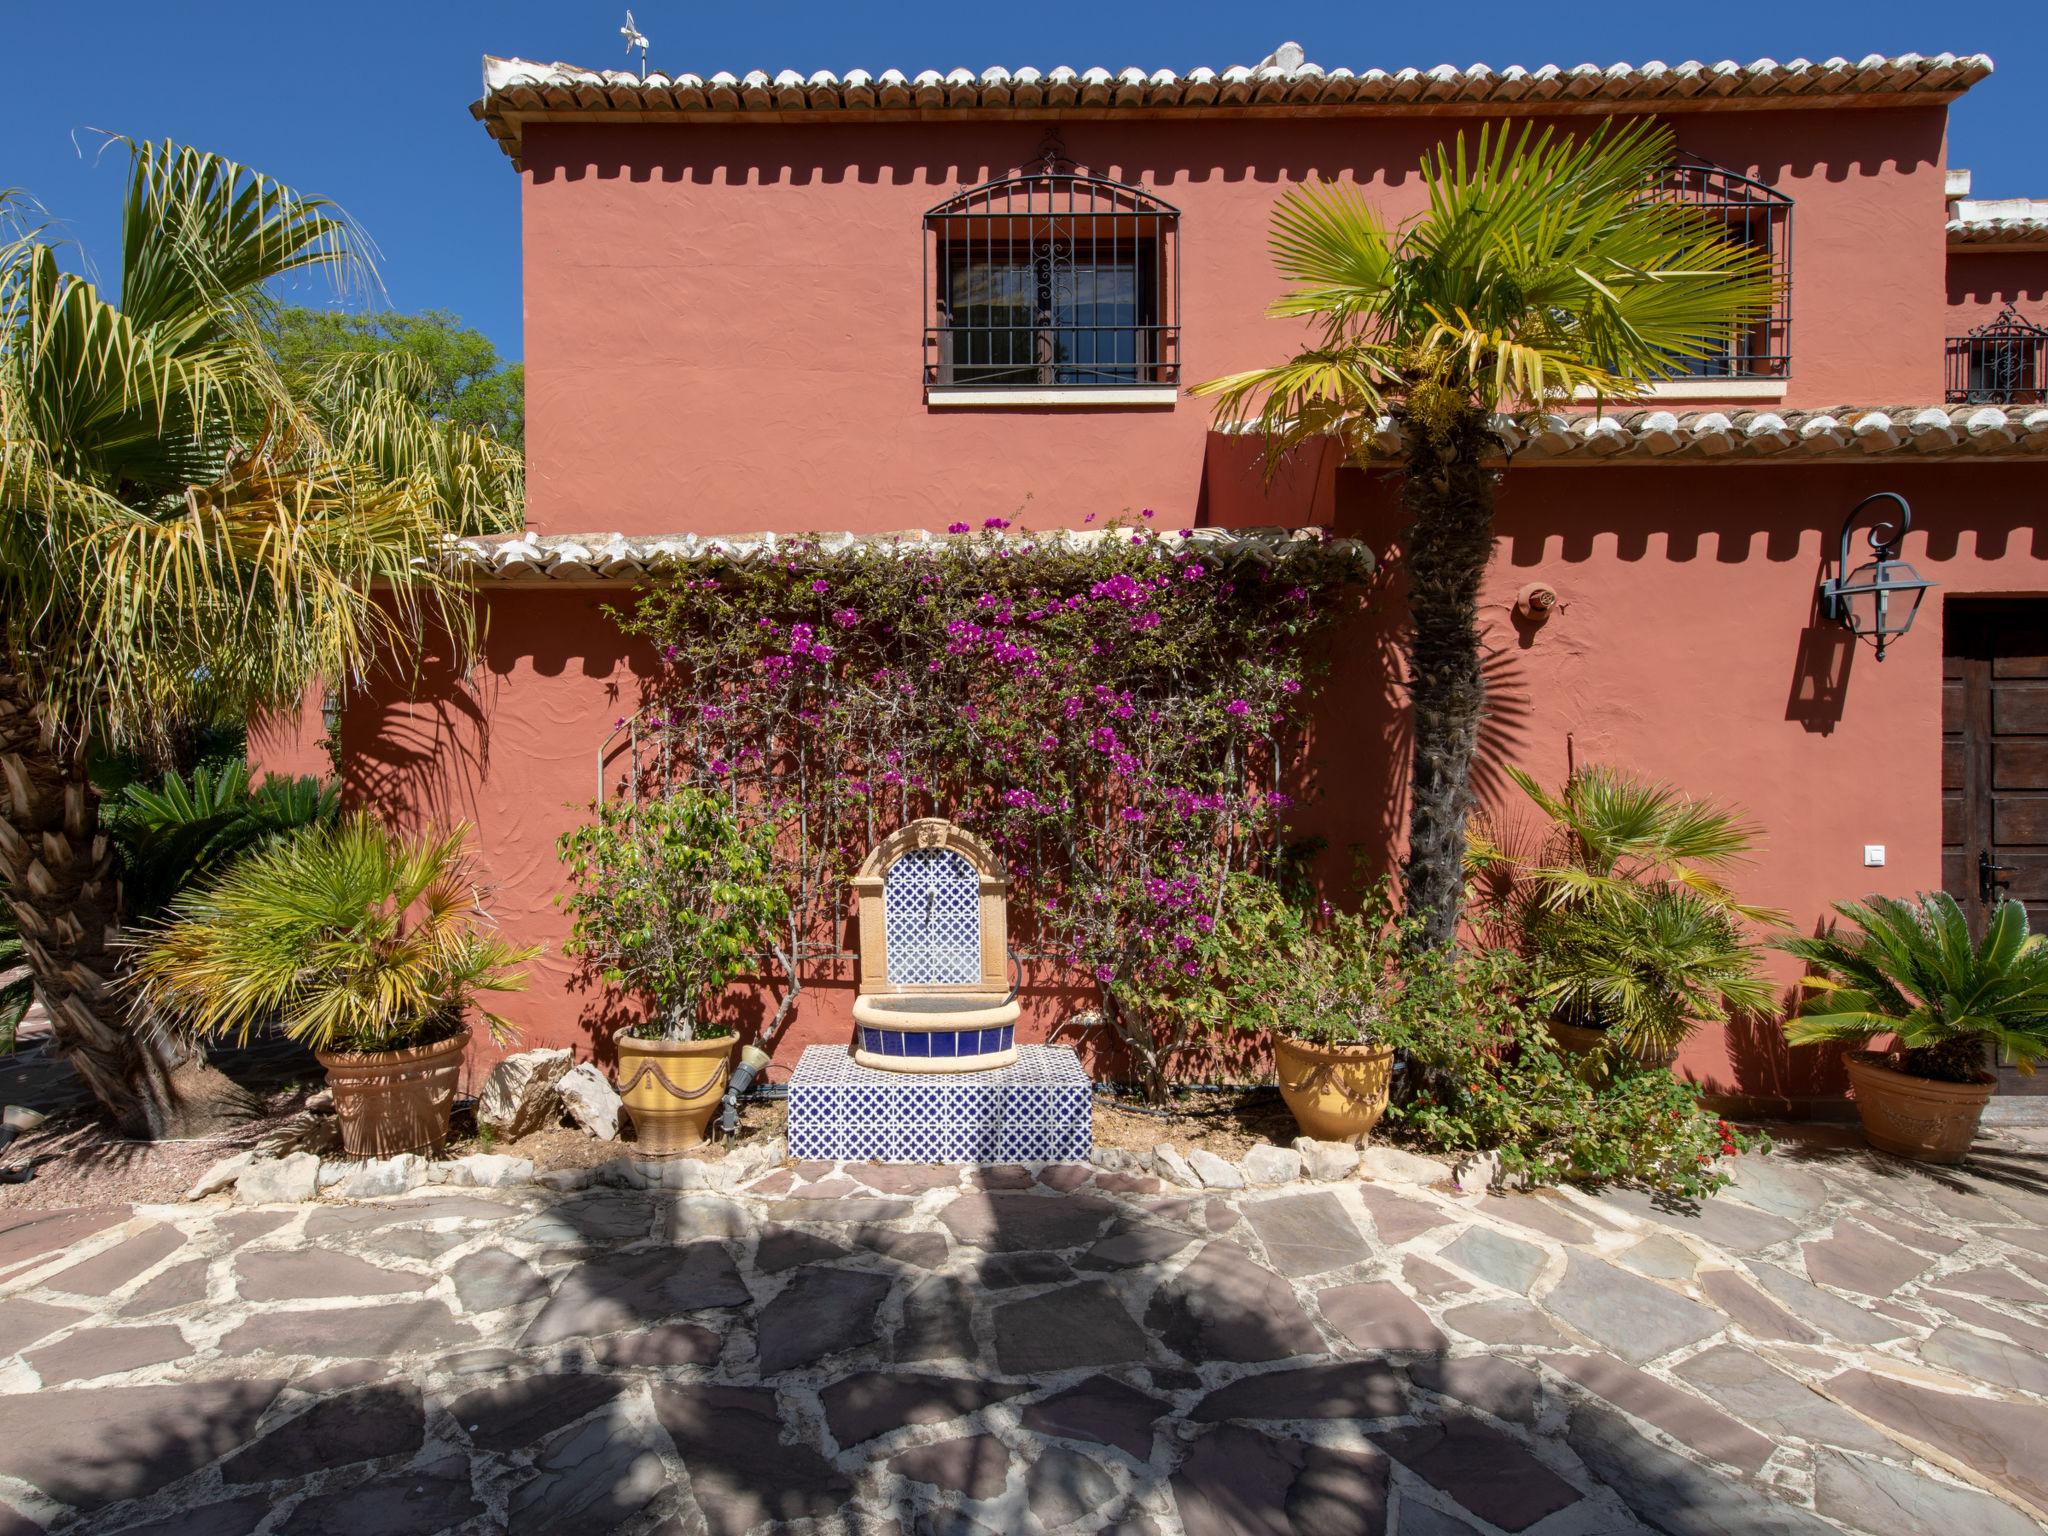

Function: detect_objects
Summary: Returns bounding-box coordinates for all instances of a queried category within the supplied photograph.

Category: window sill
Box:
[926,386,1181,409]
[1573,379,1790,403]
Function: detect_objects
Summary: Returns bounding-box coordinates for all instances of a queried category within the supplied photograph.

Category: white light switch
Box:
[1864,845,1886,867]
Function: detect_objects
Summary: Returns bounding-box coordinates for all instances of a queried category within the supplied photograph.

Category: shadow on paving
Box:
[0,1156,1949,1535]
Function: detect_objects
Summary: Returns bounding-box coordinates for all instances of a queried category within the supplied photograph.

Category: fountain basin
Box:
[851,992,1021,1072]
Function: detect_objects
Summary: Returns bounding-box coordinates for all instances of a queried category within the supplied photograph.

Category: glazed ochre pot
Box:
[1274,1036,1396,1143]
[1845,1051,1995,1164]
[317,1034,467,1157]
[617,1035,734,1153]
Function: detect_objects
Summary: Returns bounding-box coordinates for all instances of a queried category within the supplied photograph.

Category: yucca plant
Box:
[104,759,340,919]
[1196,118,1776,948]
[1775,893,2048,1083]
[1,141,515,1130]
[1475,764,1778,1058]
[134,816,535,1057]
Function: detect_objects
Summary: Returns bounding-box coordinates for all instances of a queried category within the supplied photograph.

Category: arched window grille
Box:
[1658,155,1793,379]
[1947,306,2048,405]
[924,146,1180,391]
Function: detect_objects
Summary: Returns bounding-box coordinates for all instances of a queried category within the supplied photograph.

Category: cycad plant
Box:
[1775,893,2048,1083]
[0,140,514,1130]
[1476,765,1778,1059]
[1196,119,1776,947]
[103,760,340,919]
[0,905,31,1054]
[134,816,534,1057]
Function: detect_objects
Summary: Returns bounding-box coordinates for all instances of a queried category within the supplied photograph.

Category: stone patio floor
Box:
[1,1125,2046,1536]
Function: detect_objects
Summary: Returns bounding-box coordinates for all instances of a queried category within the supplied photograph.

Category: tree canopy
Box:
[264,305,524,448]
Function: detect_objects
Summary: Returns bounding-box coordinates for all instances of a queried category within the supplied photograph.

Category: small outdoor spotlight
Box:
[1818,492,1934,662]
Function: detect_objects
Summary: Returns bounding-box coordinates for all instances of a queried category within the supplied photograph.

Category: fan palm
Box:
[0,140,507,1132]
[1775,893,2048,1083]
[1195,119,1776,947]
[135,816,533,1056]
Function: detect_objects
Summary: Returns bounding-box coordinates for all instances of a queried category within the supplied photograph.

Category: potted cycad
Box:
[557,789,789,1152]
[135,817,534,1156]
[1775,893,2048,1163]
[1474,766,1778,1072]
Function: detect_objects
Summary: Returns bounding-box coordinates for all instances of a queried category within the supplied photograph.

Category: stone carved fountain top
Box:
[850,818,1009,998]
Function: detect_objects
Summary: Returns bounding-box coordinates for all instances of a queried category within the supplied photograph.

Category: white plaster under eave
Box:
[925,386,1181,408]
[1573,378,1791,404]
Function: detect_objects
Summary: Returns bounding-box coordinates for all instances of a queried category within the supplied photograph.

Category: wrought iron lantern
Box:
[320,688,343,735]
[1818,492,1934,661]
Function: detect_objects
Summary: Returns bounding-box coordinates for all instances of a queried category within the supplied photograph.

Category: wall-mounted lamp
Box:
[1818,492,1934,662]
[320,688,343,736]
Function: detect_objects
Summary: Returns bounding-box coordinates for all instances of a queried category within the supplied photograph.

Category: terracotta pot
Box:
[317,1034,466,1157]
[617,1035,733,1153]
[1845,1051,1995,1164]
[1274,1036,1396,1143]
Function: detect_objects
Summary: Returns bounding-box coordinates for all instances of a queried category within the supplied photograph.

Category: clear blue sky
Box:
[5,0,2039,363]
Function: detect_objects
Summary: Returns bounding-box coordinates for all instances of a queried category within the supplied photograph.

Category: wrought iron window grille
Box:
[1946,306,2048,405]
[1657,153,1794,380]
[923,137,1181,391]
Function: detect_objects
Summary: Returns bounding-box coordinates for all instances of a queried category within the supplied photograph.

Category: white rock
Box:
[235,1152,321,1204]
[1152,1144,1201,1188]
[339,1154,427,1199]
[442,1153,536,1188]
[1239,1145,1303,1186]
[478,1047,575,1139]
[1090,1146,1141,1174]
[1294,1137,1363,1182]
[721,1134,784,1180]
[305,1088,335,1114]
[555,1062,622,1140]
[186,1150,257,1201]
[533,1167,601,1193]
[315,1162,350,1191]
[1453,1150,1502,1194]
[1361,1144,1452,1186]
[1186,1148,1246,1189]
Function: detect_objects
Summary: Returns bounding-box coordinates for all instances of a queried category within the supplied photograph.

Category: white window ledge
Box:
[926,386,1181,408]
[1573,379,1790,403]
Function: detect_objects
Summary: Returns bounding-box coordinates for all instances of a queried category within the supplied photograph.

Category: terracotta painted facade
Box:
[263,50,2048,1113]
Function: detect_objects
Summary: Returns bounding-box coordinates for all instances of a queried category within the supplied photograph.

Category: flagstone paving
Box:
[0,1126,2045,1534]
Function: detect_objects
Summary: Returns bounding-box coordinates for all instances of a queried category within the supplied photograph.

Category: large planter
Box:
[1275,1036,1396,1143]
[1547,1020,1679,1080]
[617,1035,733,1153]
[1845,1051,1995,1164]
[317,1034,467,1157]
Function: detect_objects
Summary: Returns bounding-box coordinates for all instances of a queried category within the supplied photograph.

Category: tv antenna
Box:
[621,10,650,77]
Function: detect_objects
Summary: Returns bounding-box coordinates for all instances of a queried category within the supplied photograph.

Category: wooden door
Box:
[1943,600,2048,1101]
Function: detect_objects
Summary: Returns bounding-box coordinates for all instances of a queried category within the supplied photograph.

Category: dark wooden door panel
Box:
[1944,600,2048,1098]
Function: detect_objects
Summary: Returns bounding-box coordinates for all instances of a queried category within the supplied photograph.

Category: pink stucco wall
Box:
[1947,250,2048,331]
[327,461,2048,1112]
[519,108,1951,537]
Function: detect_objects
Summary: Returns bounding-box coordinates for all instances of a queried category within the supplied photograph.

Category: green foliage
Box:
[620,525,1357,1094]
[134,815,534,1055]
[1381,947,1761,1198]
[264,307,523,446]
[103,758,339,918]
[0,139,487,758]
[0,905,30,1054]
[1775,892,2048,1083]
[557,789,791,1041]
[1193,117,1779,451]
[1475,764,1777,1059]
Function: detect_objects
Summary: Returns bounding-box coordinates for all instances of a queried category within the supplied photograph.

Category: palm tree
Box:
[0,140,506,1133]
[1196,119,1776,947]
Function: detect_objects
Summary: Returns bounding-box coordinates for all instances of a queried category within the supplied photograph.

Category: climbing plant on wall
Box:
[609,521,1365,1098]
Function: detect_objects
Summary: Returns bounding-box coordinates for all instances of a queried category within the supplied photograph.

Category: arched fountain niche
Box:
[848,818,1020,1071]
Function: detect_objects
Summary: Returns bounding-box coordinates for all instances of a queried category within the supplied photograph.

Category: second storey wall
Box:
[519,109,1951,536]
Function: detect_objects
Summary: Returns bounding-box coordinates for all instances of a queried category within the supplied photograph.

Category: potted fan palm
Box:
[557,789,789,1152]
[1473,766,1780,1073]
[1775,893,2048,1163]
[134,816,535,1156]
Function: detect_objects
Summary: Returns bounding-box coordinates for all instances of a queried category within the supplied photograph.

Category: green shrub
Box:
[134,816,532,1055]
[1775,892,2048,1083]
[105,759,339,918]
[0,905,30,1054]
[557,789,790,1042]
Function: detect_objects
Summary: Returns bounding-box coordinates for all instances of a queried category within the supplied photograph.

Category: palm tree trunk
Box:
[1396,405,1501,949]
[0,674,250,1136]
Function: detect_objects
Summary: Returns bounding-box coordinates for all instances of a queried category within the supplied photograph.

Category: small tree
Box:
[557,789,791,1040]
[1196,119,1776,948]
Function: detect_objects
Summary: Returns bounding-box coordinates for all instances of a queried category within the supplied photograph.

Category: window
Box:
[1947,307,2047,405]
[1658,155,1793,379]
[924,149,1179,393]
